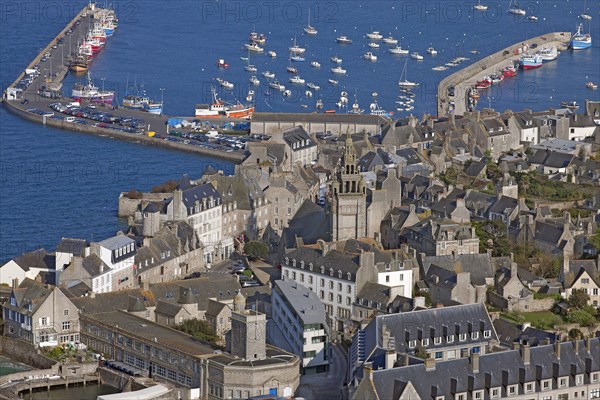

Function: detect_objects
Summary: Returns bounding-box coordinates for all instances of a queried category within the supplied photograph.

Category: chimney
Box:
[470,352,480,373]
[564,211,571,224]
[385,349,397,369]
[513,342,520,350]
[403,353,410,366]
[363,362,374,381]
[90,291,96,298]
[586,337,591,352]
[521,343,531,366]
[554,341,561,360]
[573,339,579,354]
[424,357,436,371]
[11,278,19,289]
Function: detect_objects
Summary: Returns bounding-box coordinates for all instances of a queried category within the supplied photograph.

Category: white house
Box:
[376,261,413,298]
[93,235,136,291]
[0,249,54,286]
[272,279,330,374]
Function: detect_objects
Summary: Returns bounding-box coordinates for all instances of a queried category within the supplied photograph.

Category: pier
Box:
[437,32,571,117]
[1,3,246,163]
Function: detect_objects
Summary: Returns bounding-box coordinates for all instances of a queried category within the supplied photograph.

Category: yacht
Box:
[311,61,321,68]
[432,65,449,71]
[389,46,409,55]
[307,82,320,91]
[249,76,260,86]
[427,47,438,55]
[289,37,306,54]
[267,50,277,58]
[537,46,558,62]
[216,78,234,89]
[244,64,258,72]
[363,52,377,61]
[336,36,352,44]
[262,71,276,79]
[508,0,526,15]
[383,36,398,45]
[328,79,339,85]
[289,75,306,85]
[304,9,318,35]
[528,15,538,21]
[411,52,424,60]
[398,58,418,87]
[331,56,343,63]
[269,81,286,91]
[245,42,264,52]
[331,66,347,74]
[368,42,380,49]
[474,0,488,11]
[366,31,383,40]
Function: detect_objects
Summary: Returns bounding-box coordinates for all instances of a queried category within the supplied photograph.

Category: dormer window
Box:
[309,263,313,271]
[422,338,429,346]
[320,266,325,274]
[490,387,500,398]
[285,257,289,265]
[483,330,491,338]
[292,259,297,267]
[524,382,534,393]
[329,268,334,277]
[300,261,305,269]
[459,333,467,341]
[347,272,351,280]
[471,332,479,340]
[408,340,416,348]
[338,270,342,278]
[434,337,442,345]
[447,335,454,343]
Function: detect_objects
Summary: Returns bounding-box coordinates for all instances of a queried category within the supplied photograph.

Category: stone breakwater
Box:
[437,32,571,116]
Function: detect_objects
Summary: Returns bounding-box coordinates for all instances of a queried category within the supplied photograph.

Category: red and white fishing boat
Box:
[91,24,107,43]
[79,42,94,59]
[216,59,229,68]
[475,76,492,89]
[195,88,254,119]
[502,63,518,77]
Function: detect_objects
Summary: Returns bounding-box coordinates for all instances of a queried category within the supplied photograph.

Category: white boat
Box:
[586,81,598,89]
[581,0,592,20]
[283,90,292,97]
[508,0,526,15]
[262,71,275,79]
[366,31,383,40]
[328,79,338,85]
[537,46,558,62]
[304,9,318,35]
[240,56,249,61]
[383,36,398,45]
[289,75,306,85]
[311,61,321,68]
[411,52,424,60]
[305,90,313,98]
[250,76,260,86]
[368,42,380,48]
[216,78,234,89]
[528,15,538,21]
[267,50,277,58]
[289,37,306,54]
[432,65,449,71]
[336,36,352,44]
[389,46,409,55]
[316,99,324,109]
[331,66,347,74]
[427,47,438,55]
[363,52,377,61]
[244,64,257,72]
[474,0,488,11]
[307,82,320,90]
[245,42,264,52]
[331,56,343,63]
[398,58,419,87]
[269,81,286,91]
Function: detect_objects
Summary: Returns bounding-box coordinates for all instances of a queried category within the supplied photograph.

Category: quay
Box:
[1,3,246,163]
[437,32,571,117]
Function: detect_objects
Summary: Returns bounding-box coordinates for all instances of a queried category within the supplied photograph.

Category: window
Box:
[581,278,589,284]
[590,388,599,399]
[385,275,390,283]
[558,395,568,400]
[459,333,467,341]
[408,340,416,348]
[62,321,70,331]
[490,388,500,399]
[525,382,534,393]
[559,377,567,387]
[508,385,516,396]
[542,380,551,390]
[40,317,48,326]
[434,337,442,345]
[422,338,429,346]
[308,276,313,284]
[447,335,454,343]
[471,332,479,339]
[329,281,334,289]
[337,282,342,291]
[592,372,600,382]
[337,295,342,304]
[456,394,466,400]
[328,293,333,301]
[319,291,324,299]
[474,391,483,400]
[435,351,443,359]
[320,278,324,287]
[575,374,584,386]
[483,330,491,338]
[63,309,69,316]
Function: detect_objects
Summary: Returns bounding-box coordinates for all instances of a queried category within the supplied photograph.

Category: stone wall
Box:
[0,367,57,385]
[0,337,56,369]
[118,192,173,218]
[98,367,133,392]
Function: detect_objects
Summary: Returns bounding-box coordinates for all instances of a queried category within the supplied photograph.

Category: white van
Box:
[65,116,76,122]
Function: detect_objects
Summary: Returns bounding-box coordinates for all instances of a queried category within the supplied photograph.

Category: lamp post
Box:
[159,88,165,115]
[101,77,106,92]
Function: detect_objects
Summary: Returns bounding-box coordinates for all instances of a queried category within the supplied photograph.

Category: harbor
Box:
[437,31,572,116]
[1,2,248,163]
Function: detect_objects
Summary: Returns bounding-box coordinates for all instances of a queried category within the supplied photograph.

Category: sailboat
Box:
[581,0,592,20]
[304,9,318,35]
[474,0,488,11]
[398,58,418,88]
[508,0,526,15]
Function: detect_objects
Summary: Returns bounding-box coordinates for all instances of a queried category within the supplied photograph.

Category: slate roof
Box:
[281,200,331,248]
[488,196,519,215]
[81,254,109,278]
[99,235,135,251]
[365,339,600,400]
[274,279,328,327]
[12,249,55,271]
[69,288,155,314]
[4,278,54,317]
[422,254,500,286]
[251,112,388,125]
[465,161,486,177]
[205,299,229,318]
[534,220,565,246]
[154,300,184,318]
[56,238,88,256]
[282,126,316,151]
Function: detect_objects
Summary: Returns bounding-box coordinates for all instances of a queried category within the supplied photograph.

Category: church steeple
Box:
[334,132,364,195]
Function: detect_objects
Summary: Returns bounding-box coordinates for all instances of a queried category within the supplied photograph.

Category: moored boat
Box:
[570,23,592,50]
[336,36,352,44]
[195,88,254,118]
[537,46,558,62]
[520,53,543,69]
[411,52,424,60]
[389,46,409,55]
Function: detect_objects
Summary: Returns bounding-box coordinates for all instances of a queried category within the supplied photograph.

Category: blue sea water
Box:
[1,0,599,261]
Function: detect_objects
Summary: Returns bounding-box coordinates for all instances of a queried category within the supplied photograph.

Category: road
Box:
[295,343,349,400]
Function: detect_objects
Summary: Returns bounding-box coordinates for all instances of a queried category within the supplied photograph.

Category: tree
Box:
[414,343,428,359]
[568,289,590,310]
[568,328,583,340]
[565,310,596,327]
[244,241,268,260]
[175,318,218,343]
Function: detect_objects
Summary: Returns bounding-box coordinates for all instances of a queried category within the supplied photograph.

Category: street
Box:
[295,343,349,400]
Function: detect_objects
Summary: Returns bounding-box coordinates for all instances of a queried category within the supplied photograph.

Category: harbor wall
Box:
[437,31,571,116]
[2,101,245,162]
[0,337,56,370]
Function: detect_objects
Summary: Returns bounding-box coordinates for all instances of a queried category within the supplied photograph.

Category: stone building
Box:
[330,133,367,241]
[3,279,80,347]
[402,216,480,256]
